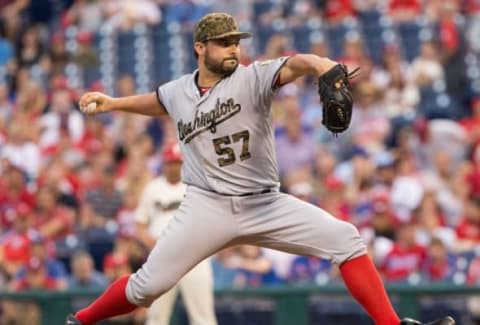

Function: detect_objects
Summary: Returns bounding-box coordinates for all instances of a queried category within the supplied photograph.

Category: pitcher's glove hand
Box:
[318,64,359,135]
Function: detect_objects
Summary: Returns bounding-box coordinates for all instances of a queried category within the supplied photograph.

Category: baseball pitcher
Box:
[67,12,455,325]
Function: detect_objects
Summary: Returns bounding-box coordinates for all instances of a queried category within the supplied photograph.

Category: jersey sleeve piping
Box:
[271,56,291,91]
[156,86,170,115]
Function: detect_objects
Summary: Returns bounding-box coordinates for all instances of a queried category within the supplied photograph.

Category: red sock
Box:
[75,275,138,325]
[340,254,400,325]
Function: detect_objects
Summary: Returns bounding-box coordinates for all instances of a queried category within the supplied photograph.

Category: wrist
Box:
[318,58,337,76]
[107,97,119,112]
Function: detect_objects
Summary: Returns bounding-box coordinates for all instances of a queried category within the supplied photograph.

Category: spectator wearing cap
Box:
[73,31,99,69]
[103,252,131,284]
[135,141,184,248]
[368,191,398,240]
[76,115,108,159]
[10,256,62,291]
[13,234,67,287]
[373,151,396,190]
[319,176,351,222]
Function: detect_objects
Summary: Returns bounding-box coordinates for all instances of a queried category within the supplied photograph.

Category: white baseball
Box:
[86,102,97,113]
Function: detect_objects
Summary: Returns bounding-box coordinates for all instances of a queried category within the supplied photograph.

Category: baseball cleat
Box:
[400,316,455,325]
[65,314,82,325]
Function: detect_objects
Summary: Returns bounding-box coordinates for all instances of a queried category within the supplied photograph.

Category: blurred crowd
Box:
[1,0,480,322]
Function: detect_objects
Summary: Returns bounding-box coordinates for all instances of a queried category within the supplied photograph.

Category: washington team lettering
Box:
[178,98,241,143]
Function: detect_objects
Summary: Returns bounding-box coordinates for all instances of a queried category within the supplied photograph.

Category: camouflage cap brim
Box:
[207,31,252,41]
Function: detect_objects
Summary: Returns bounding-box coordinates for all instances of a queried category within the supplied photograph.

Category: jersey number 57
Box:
[212,130,251,167]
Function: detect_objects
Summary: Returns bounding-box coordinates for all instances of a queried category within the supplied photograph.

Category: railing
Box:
[1,284,480,325]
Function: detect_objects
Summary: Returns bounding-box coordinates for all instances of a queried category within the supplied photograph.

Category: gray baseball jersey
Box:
[157,57,289,195]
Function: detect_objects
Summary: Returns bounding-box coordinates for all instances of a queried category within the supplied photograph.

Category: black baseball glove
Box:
[318,64,359,135]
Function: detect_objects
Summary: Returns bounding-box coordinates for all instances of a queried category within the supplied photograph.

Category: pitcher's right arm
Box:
[79,91,168,116]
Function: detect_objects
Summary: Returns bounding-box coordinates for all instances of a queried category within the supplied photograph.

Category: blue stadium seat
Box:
[117,32,137,77]
[325,24,349,59]
[291,24,312,53]
[396,22,422,61]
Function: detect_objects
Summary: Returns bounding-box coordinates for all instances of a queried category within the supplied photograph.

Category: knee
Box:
[126,269,177,307]
[342,222,362,242]
[332,221,367,264]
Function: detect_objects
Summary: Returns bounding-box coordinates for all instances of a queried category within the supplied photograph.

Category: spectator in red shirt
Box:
[0,202,39,279]
[455,195,480,253]
[381,223,426,282]
[9,256,61,291]
[0,163,34,231]
[319,176,351,222]
[460,97,480,145]
[421,237,456,283]
[34,186,75,240]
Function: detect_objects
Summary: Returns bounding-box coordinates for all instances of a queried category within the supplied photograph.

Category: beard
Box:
[204,50,239,77]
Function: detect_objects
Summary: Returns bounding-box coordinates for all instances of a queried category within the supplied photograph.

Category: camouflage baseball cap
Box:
[194,13,252,43]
